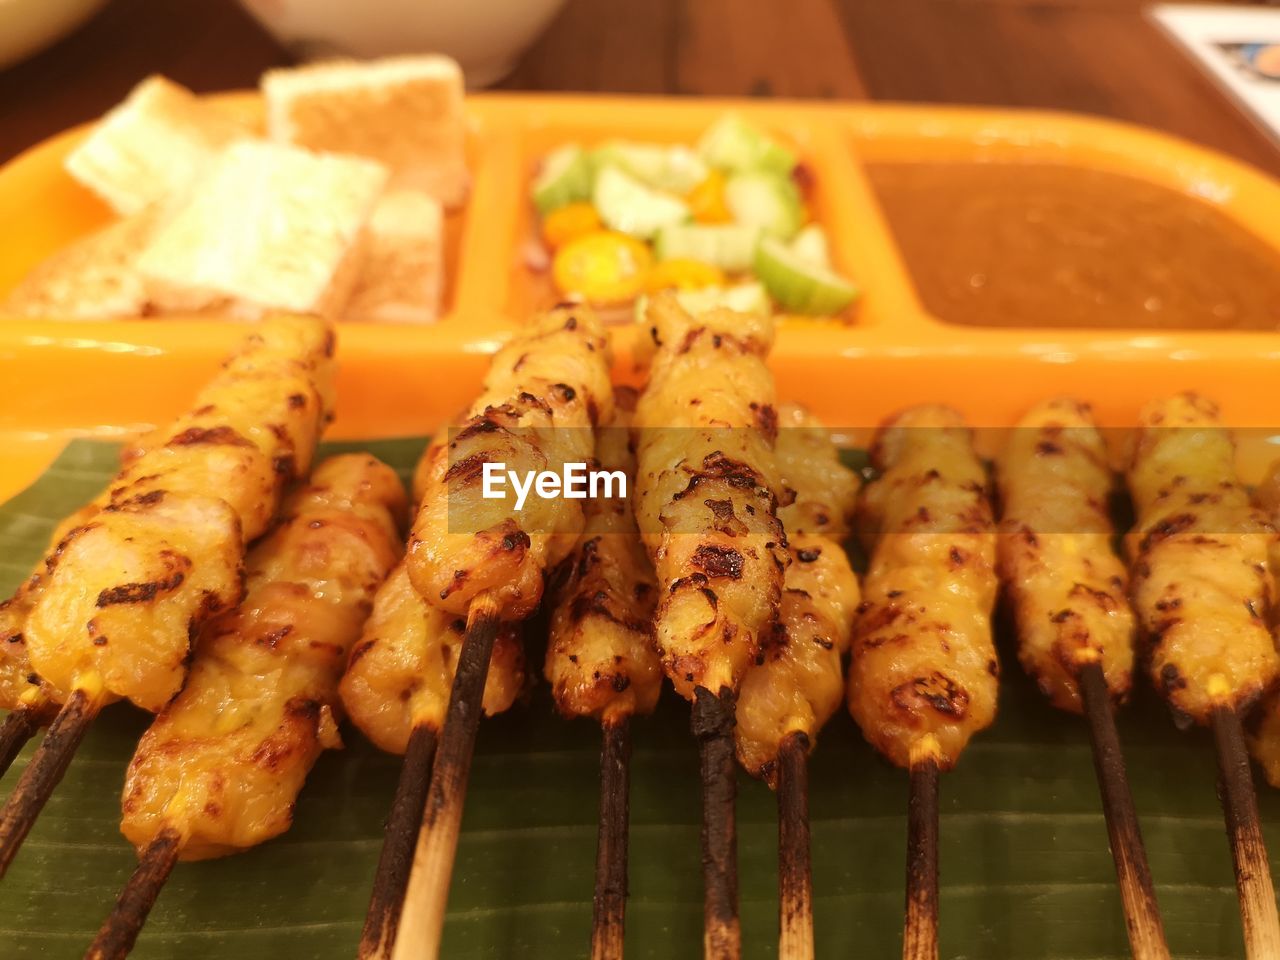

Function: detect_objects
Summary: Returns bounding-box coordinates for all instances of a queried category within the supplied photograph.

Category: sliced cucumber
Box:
[724,172,803,240]
[593,165,690,240]
[698,115,796,175]
[789,224,831,268]
[635,282,772,323]
[592,140,708,194]
[532,144,593,214]
[653,223,761,273]
[755,236,858,315]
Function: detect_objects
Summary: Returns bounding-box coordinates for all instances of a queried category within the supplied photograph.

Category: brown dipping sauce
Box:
[867,162,1280,330]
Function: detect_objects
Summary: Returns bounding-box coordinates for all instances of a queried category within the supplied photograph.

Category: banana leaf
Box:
[0,438,1273,959]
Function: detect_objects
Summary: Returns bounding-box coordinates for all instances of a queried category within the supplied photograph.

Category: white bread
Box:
[2,208,161,319]
[136,140,388,319]
[64,76,251,216]
[343,189,444,324]
[262,55,469,208]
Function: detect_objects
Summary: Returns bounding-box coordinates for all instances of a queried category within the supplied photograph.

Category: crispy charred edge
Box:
[1077,660,1169,956]
[0,688,99,877]
[358,725,439,960]
[86,828,182,960]
[565,537,657,632]
[650,322,766,359]
[436,520,531,604]
[904,743,940,960]
[693,685,740,957]
[777,731,813,956]
[592,718,631,960]
[1212,702,1280,955]
[1000,523,1132,706]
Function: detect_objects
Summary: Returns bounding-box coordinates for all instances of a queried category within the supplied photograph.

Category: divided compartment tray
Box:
[2,93,1280,501]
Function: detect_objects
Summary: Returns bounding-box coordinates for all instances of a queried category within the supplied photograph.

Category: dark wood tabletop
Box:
[0,0,1277,176]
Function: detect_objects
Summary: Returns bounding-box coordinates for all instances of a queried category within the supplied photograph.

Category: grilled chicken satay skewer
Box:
[0,513,96,775]
[997,399,1168,959]
[376,306,613,960]
[341,563,526,958]
[633,295,789,960]
[0,316,333,875]
[847,406,999,960]
[85,454,406,960]
[1126,392,1280,958]
[734,404,859,960]
[545,388,661,960]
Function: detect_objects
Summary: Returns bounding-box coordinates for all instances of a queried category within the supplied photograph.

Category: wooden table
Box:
[0,0,1277,175]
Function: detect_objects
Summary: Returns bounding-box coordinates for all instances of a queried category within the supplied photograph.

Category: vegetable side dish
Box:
[529,116,860,321]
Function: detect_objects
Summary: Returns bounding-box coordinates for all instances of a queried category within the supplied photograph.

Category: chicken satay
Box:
[542,388,659,960]
[119,454,405,859]
[407,306,614,621]
[1130,394,1280,957]
[373,309,615,960]
[735,405,860,783]
[997,398,1134,713]
[631,294,788,959]
[848,405,999,771]
[86,455,405,959]
[339,564,525,756]
[545,388,661,725]
[0,316,331,746]
[633,295,789,702]
[1127,392,1279,724]
[23,315,334,713]
[999,400,1171,958]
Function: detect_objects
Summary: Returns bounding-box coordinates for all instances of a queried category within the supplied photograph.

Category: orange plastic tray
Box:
[2,92,1279,501]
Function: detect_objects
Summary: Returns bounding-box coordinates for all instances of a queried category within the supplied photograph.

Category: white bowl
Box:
[0,0,108,70]
[237,0,569,87]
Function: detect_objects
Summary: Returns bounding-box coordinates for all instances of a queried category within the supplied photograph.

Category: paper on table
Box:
[1150,4,1280,143]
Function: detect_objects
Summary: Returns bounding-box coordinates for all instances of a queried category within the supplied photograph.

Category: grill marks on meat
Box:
[546,391,662,723]
[847,406,998,771]
[734,404,862,783]
[16,316,334,714]
[407,307,614,621]
[1127,392,1280,724]
[996,398,1135,714]
[120,455,406,861]
[633,294,787,700]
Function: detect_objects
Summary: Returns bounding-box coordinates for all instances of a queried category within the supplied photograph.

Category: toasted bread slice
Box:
[64,76,252,216]
[262,55,469,208]
[343,189,444,324]
[3,208,161,319]
[137,140,388,319]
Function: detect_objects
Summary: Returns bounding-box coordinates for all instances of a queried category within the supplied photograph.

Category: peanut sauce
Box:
[867,162,1280,330]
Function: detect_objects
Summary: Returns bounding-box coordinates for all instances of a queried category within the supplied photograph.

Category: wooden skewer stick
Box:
[84,828,182,960]
[357,725,440,960]
[1076,656,1170,960]
[0,706,43,781]
[904,734,940,960]
[384,592,502,960]
[592,717,631,960]
[1209,676,1280,960]
[777,730,813,960]
[0,687,99,877]
[692,685,739,960]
